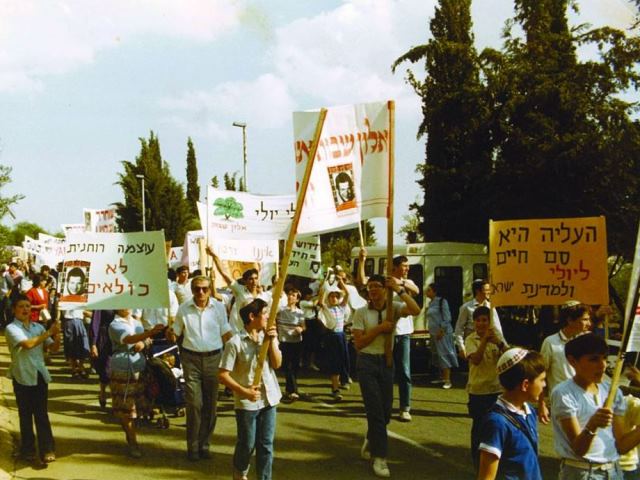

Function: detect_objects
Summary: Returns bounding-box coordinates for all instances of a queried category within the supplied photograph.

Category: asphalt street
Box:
[0,332,561,479]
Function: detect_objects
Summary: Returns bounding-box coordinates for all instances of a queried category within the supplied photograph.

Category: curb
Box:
[0,331,16,480]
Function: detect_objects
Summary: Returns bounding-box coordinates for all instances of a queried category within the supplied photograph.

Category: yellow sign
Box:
[489,217,609,307]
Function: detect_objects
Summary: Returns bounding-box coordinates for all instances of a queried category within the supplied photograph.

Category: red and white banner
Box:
[293,101,392,235]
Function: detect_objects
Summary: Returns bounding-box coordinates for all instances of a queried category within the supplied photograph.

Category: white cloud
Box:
[159,73,297,138]
[0,0,244,93]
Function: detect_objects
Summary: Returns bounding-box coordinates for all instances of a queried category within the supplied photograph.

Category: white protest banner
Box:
[59,231,169,310]
[197,202,279,263]
[23,236,66,268]
[168,247,184,269]
[83,207,117,233]
[206,187,295,239]
[293,101,391,235]
[61,224,85,238]
[288,236,322,279]
[182,230,204,273]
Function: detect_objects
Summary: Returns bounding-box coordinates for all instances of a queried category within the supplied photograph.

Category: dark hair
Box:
[192,269,202,277]
[239,298,268,325]
[285,287,301,297]
[559,303,590,327]
[40,265,50,273]
[499,351,546,390]
[335,172,352,186]
[67,267,85,279]
[167,268,177,282]
[176,265,189,274]
[565,333,608,360]
[11,293,30,309]
[32,274,42,286]
[368,274,386,286]
[392,255,408,267]
[472,279,488,296]
[242,268,259,282]
[301,287,313,297]
[473,305,490,320]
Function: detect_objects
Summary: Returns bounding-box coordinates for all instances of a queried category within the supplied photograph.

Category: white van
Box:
[350,242,489,332]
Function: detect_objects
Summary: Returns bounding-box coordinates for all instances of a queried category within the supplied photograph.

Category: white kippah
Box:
[497,348,529,375]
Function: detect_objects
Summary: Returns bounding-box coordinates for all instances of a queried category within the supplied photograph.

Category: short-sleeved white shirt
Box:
[173,298,231,352]
[394,278,418,336]
[141,289,179,330]
[551,378,625,463]
[219,329,282,411]
[540,330,575,393]
[351,302,404,355]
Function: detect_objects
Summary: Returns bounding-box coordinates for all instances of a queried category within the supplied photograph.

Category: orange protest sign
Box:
[489,217,609,307]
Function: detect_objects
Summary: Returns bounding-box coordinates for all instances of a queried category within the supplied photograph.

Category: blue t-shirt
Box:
[108,316,146,373]
[478,399,541,480]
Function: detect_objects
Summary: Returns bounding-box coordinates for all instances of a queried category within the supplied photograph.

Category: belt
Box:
[181,347,221,357]
[562,458,616,471]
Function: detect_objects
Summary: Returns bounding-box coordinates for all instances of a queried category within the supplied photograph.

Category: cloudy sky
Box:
[0,0,636,241]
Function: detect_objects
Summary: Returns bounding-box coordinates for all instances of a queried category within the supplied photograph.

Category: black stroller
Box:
[142,340,186,429]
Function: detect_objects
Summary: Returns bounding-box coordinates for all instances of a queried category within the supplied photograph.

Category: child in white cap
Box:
[477,347,546,480]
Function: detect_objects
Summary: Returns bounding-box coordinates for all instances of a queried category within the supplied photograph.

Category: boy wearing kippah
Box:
[551,333,640,480]
[477,348,546,480]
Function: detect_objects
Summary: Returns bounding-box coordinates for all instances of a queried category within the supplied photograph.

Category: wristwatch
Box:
[397,288,407,296]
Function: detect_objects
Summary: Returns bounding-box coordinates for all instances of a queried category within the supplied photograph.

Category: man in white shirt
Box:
[171,265,192,305]
[454,279,503,358]
[167,276,232,461]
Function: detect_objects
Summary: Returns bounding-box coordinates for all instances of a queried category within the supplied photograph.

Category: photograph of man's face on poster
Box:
[328,163,356,212]
[60,261,91,303]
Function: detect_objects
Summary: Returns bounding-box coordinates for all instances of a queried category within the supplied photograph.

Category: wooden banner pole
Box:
[252,108,328,386]
[358,221,365,249]
[384,100,396,367]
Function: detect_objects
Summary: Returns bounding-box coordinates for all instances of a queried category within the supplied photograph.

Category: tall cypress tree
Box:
[185,137,200,217]
[114,131,195,245]
[393,0,491,242]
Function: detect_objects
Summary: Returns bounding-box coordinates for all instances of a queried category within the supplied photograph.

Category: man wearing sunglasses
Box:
[168,275,233,462]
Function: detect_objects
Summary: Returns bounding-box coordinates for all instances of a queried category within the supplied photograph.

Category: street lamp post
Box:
[136,174,146,232]
[232,121,247,191]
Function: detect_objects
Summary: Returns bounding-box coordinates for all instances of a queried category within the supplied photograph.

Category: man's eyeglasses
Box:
[193,286,210,292]
[367,284,384,291]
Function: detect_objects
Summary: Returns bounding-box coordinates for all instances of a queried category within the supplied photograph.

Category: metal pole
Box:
[233,122,247,191]
[242,125,247,191]
[136,174,146,232]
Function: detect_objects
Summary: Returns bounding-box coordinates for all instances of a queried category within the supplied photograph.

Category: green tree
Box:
[320,221,376,269]
[114,132,197,245]
[483,0,640,257]
[185,137,200,217]
[393,0,492,242]
[6,222,48,246]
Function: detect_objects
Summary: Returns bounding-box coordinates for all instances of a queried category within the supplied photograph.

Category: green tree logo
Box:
[213,197,244,221]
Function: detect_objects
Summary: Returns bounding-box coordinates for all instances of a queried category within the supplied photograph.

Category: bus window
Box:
[365,258,374,278]
[379,258,386,275]
[408,264,424,309]
[473,263,488,281]
[434,266,463,323]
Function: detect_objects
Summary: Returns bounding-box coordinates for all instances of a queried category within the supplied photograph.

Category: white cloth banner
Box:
[182,230,204,273]
[168,247,184,269]
[197,202,279,263]
[61,224,86,238]
[83,207,117,233]
[293,100,391,235]
[206,187,295,239]
[288,236,322,279]
[23,236,66,267]
[59,231,170,310]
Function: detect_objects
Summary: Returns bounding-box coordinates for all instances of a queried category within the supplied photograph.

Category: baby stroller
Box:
[142,340,186,429]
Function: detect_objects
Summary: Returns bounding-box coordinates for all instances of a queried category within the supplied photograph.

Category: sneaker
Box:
[360,438,371,460]
[332,389,343,402]
[443,382,452,389]
[339,383,350,391]
[290,392,300,400]
[310,363,320,372]
[372,457,391,478]
[398,410,412,422]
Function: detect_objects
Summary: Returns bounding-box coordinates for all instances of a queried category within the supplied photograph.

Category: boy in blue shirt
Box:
[477,348,546,480]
